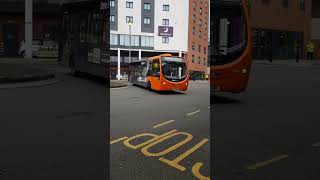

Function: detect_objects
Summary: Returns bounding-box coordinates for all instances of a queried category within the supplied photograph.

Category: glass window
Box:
[204,47,206,54]
[198,56,201,64]
[204,58,206,65]
[141,36,154,47]
[199,8,202,15]
[163,4,170,11]
[211,1,248,65]
[110,34,118,45]
[299,0,305,10]
[193,2,196,10]
[199,19,202,27]
[126,16,133,23]
[80,14,88,43]
[126,1,133,8]
[144,3,151,10]
[193,27,196,35]
[162,37,169,43]
[192,42,195,51]
[144,17,151,25]
[198,45,201,52]
[110,15,115,22]
[162,19,169,26]
[88,13,104,45]
[110,0,115,7]
[199,30,202,38]
[193,14,196,23]
[281,0,288,8]
[192,55,195,62]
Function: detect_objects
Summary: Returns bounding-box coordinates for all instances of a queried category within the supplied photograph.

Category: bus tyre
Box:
[147,81,152,90]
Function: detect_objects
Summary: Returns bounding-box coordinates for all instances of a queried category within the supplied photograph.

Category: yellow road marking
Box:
[110,137,128,144]
[246,154,289,170]
[141,132,193,157]
[153,120,175,128]
[192,162,210,180]
[187,110,200,116]
[123,130,177,149]
[160,138,209,171]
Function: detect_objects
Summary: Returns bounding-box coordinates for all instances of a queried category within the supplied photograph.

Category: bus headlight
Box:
[186,82,188,86]
[163,82,166,85]
[242,69,247,73]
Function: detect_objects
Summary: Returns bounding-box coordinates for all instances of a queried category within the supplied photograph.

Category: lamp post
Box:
[25,0,33,60]
[128,21,132,63]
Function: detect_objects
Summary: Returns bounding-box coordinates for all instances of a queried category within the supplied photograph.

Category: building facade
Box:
[0,0,61,57]
[110,0,209,80]
[311,0,320,59]
[250,0,311,60]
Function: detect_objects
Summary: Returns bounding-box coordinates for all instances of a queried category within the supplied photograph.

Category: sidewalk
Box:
[0,58,56,84]
[110,80,128,88]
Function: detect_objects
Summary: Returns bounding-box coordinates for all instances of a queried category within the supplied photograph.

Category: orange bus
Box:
[210,0,252,93]
[129,54,189,91]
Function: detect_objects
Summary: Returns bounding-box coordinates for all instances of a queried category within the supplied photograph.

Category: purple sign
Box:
[158,26,173,37]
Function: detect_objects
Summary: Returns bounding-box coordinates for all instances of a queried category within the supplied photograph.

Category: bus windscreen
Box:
[161,57,187,82]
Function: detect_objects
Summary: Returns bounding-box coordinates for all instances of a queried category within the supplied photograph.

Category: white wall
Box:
[111,0,190,52]
[154,0,189,52]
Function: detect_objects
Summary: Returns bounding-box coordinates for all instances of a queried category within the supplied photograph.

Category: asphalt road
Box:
[213,63,320,180]
[0,67,108,180]
[110,81,210,180]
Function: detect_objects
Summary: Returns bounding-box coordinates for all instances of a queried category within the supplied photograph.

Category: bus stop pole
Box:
[25,0,33,59]
[117,48,121,80]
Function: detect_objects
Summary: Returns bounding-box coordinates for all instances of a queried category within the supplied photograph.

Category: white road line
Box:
[186,110,201,116]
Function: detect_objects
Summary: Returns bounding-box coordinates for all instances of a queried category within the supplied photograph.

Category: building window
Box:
[199,8,202,15]
[144,3,151,10]
[162,37,169,43]
[192,42,195,51]
[193,2,196,10]
[200,0,202,4]
[126,1,133,8]
[199,30,202,38]
[192,55,195,63]
[199,19,202,27]
[120,34,139,46]
[126,16,133,23]
[162,19,169,26]
[144,17,151,25]
[206,1,208,7]
[281,0,288,8]
[110,0,115,7]
[110,15,115,22]
[204,23,207,29]
[204,47,206,54]
[193,14,196,23]
[192,27,196,35]
[110,34,118,45]
[198,56,201,64]
[163,4,170,11]
[198,45,201,52]
[299,0,305,10]
[204,58,206,65]
[141,36,154,47]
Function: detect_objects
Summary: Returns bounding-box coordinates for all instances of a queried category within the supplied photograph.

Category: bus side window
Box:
[151,60,160,77]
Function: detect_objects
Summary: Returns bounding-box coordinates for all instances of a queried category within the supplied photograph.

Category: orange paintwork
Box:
[210,0,252,93]
[147,54,190,91]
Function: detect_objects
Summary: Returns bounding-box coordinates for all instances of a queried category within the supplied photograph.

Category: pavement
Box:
[0,58,57,84]
[110,80,128,88]
[213,62,320,179]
